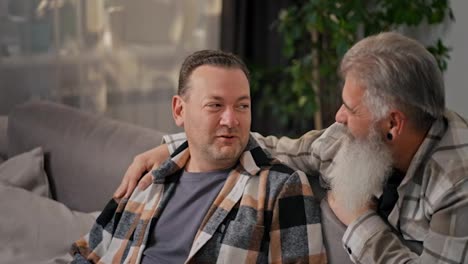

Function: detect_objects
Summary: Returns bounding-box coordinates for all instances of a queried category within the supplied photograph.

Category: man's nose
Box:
[335,105,347,124]
[220,108,239,128]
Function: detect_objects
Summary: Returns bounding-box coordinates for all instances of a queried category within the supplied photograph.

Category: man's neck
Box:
[392,125,430,173]
[184,157,237,173]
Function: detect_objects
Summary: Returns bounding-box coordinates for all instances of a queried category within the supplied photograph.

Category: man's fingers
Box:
[135,163,159,192]
[137,173,153,191]
[113,178,128,198]
[124,179,138,198]
[117,152,163,198]
[116,161,141,198]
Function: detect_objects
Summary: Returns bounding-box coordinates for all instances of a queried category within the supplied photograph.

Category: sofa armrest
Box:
[7,101,165,212]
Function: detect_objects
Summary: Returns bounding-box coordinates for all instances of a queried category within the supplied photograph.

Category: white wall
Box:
[445,0,468,117]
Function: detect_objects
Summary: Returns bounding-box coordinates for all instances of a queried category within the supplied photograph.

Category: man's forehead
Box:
[343,77,365,98]
[186,69,250,101]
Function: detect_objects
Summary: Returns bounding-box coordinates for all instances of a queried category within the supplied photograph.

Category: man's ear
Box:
[388,110,406,138]
[172,95,185,127]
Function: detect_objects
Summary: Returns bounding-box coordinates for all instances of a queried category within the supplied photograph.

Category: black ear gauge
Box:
[387,133,393,141]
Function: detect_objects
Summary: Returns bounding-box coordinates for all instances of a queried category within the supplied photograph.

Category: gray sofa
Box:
[0,101,164,263]
[0,100,351,264]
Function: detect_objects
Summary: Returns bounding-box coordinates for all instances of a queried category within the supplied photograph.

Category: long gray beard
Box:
[329,128,393,212]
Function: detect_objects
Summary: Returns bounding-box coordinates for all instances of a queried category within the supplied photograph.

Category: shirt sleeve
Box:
[252,123,346,175]
[162,132,187,154]
[70,198,124,263]
[269,170,327,263]
[343,179,468,263]
[162,124,346,176]
[251,130,323,173]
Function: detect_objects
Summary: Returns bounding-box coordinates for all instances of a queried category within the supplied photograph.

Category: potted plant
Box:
[252,0,453,136]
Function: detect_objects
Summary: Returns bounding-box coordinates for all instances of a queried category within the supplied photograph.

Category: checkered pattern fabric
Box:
[70,136,327,263]
[254,110,468,263]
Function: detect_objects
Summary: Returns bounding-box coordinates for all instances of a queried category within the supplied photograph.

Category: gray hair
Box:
[339,32,445,129]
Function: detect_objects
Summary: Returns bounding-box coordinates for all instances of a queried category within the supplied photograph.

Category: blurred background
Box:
[0,0,466,137]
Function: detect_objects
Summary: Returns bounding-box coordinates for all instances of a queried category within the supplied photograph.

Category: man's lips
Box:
[217,135,237,139]
[216,135,239,142]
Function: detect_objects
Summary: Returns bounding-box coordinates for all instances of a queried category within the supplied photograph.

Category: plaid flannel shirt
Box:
[71,136,327,263]
[253,110,468,263]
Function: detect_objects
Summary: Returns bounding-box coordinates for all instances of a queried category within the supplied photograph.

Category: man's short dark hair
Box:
[178,50,250,98]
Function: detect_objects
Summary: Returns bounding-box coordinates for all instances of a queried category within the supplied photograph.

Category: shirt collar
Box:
[401,113,448,185]
[152,135,273,184]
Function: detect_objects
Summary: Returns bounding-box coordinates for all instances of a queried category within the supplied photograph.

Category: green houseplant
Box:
[252,0,454,136]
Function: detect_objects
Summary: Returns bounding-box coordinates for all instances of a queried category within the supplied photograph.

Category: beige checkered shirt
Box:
[254,110,468,263]
[71,137,327,263]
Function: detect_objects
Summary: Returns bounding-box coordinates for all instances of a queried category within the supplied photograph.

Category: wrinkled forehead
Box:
[342,75,366,103]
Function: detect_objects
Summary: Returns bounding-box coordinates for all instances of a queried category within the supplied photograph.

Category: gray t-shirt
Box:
[141,168,230,264]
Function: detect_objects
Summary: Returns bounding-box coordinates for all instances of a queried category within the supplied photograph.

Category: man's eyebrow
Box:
[208,96,223,100]
[237,95,251,101]
[208,95,251,101]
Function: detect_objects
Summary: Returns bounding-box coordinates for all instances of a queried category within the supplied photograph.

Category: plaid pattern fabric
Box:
[254,110,468,263]
[70,136,327,263]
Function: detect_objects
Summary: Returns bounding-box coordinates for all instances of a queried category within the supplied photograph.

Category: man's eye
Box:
[342,104,355,115]
[238,104,250,110]
[207,103,222,108]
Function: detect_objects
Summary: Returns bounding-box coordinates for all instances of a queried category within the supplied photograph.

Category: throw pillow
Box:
[0,184,97,264]
[0,147,50,197]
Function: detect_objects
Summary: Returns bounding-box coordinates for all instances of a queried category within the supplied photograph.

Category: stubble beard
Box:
[206,143,242,161]
[329,126,393,212]
[201,136,245,165]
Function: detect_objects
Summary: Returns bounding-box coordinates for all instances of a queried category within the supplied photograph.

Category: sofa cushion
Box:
[0,184,96,264]
[0,116,7,160]
[8,100,165,212]
[0,147,50,197]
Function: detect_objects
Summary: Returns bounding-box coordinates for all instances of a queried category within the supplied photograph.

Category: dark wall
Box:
[220,0,299,136]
